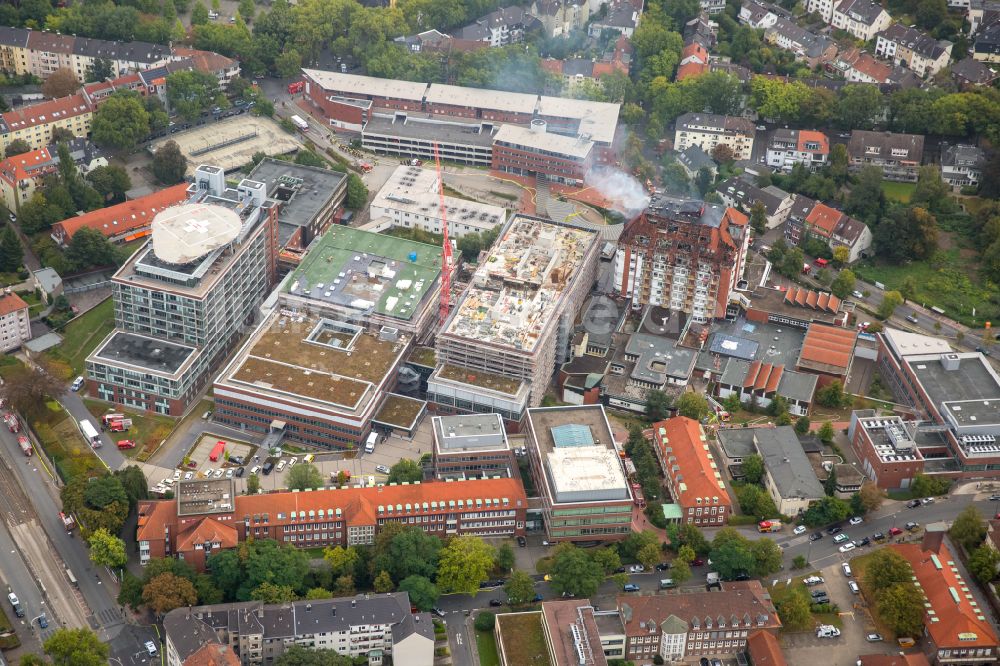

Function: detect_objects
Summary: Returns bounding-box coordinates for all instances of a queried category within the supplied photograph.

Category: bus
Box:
[65,568,77,586]
[80,419,101,448]
[930,306,946,316]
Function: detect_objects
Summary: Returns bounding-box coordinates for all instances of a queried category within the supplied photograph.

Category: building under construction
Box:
[428,215,600,423]
[614,197,751,324]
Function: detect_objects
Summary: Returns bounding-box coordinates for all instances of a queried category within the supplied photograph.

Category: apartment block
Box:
[651,416,732,527]
[832,0,891,40]
[847,130,924,182]
[613,197,751,323]
[0,147,57,212]
[86,166,278,415]
[0,291,31,352]
[525,405,635,542]
[0,94,93,153]
[940,143,986,189]
[137,476,527,569]
[875,24,953,76]
[674,113,755,161]
[765,129,830,172]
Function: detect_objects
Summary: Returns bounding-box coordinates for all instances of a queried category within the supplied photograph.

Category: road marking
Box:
[456,632,462,646]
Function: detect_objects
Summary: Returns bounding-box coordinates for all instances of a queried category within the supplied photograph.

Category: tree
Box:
[829,269,856,299]
[324,545,360,576]
[87,165,131,203]
[677,545,696,564]
[247,473,260,494]
[836,84,884,131]
[864,549,913,593]
[251,581,298,603]
[345,173,368,209]
[793,416,811,436]
[42,628,109,666]
[592,547,621,574]
[0,226,23,273]
[846,166,886,226]
[191,1,210,25]
[777,591,812,630]
[276,49,304,78]
[275,646,353,666]
[333,574,354,597]
[286,462,324,490]
[750,538,783,577]
[398,575,439,611]
[388,458,423,484]
[90,92,150,152]
[548,544,605,598]
[671,558,691,584]
[86,58,115,83]
[949,505,987,551]
[504,570,536,605]
[369,570,393,593]
[645,389,671,421]
[5,140,31,158]
[912,164,950,212]
[65,227,118,271]
[238,0,256,20]
[709,529,755,580]
[874,206,939,262]
[735,483,777,518]
[637,542,662,569]
[620,530,660,561]
[749,200,767,235]
[166,70,221,120]
[968,545,1000,584]
[779,247,805,278]
[741,454,765,485]
[142,572,198,616]
[152,140,187,185]
[374,526,441,583]
[672,523,710,555]
[910,474,950,497]
[818,420,835,443]
[208,539,309,601]
[801,495,850,527]
[88,528,127,569]
[824,465,838,497]
[437,536,495,595]
[475,611,496,632]
[458,233,482,262]
[878,290,904,320]
[304,587,332,600]
[816,381,848,408]
[676,393,709,421]
[792,554,808,569]
[877,583,925,637]
[856,482,884,514]
[42,68,81,99]
[495,542,515,572]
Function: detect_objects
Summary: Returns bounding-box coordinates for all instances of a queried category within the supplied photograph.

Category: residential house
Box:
[846,52,894,83]
[395,29,491,54]
[701,0,728,14]
[717,175,793,229]
[782,194,818,246]
[974,20,1000,62]
[652,416,732,527]
[0,147,57,211]
[589,0,644,37]
[616,581,781,661]
[765,129,830,171]
[756,426,826,514]
[950,56,1000,86]
[716,360,818,415]
[676,42,710,80]
[171,48,241,89]
[847,129,924,182]
[893,527,1000,665]
[458,6,538,45]
[875,24,953,77]
[764,17,839,68]
[182,643,241,666]
[801,201,872,263]
[739,0,785,29]
[0,94,93,153]
[0,292,31,353]
[676,145,716,179]
[31,267,62,304]
[831,0,892,41]
[940,143,986,189]
[541,55,629,93]
[163,594,434,666]
[531,0,591,38]
[685,13,717,48]
[674,112,756,161]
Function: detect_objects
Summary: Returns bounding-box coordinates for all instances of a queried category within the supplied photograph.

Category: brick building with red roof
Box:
[676,43,710,80]
[0,291,31,353]
[0,93,93,153]
[651,416,732,527]
[137,477,527,570]
[0,147,56,211]
[746,630,787,666]
[182,643,241,666]
[796,322,858,384]
[50,183,189,246]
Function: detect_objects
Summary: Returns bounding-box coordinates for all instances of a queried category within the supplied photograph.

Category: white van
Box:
[364,432,378,454]
[71,376,84,391]
[276,460,287,473]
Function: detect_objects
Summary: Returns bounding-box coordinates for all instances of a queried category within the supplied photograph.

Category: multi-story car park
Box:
[524,405,634,542]
[85,166,279,415]
[430,214,600,413]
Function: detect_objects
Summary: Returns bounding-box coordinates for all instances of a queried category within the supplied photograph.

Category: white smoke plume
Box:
[584,167,651,217]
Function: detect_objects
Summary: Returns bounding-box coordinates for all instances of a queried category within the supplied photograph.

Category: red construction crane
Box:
[433,142,452,328]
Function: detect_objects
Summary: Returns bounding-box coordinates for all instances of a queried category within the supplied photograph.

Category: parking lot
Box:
[148,115,302,174]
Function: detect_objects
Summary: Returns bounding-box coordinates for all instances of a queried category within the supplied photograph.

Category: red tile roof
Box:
[618,580,780,635]
[52,183,189,244]
[893,539,999,651]
[175,516,239,553]
[797,322,857,374]
[851,53,892,82]
[746,630,787,666]
[805,202,844,237]
[859,655,930,666]
[652,416,730,504]
[2,94,92,133]
[783,286,842,313]
[677,43,710,80]
[0,148,55,185]
[743,361,784,392]
[0,292,28,317]
[796,130,829,155]
[183,643,241,666]
[172,48,238,75]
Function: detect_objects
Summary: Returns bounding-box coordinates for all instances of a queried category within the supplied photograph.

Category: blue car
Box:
[624,583,640,592]
[532,593,543,602]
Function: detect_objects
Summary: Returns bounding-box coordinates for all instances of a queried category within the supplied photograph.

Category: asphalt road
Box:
[58,390,126,472]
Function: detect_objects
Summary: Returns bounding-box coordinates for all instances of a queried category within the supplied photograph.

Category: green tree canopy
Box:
[864,549,913,593]
[274,646,354,666]
[152,140,187,185]
[676,392,709,420]
[742,454,764,485]
[504,570,536,605]
[90,91,150,151]
[876,582,925,637]
[0,226,23,273]
[801,495,851,527]
[968,545,1000,584]
[373,526,441,583]
[142,572,198,616]
[42,628,109,666]
[398,575,440,611]
[645,389,671,420]
[437,536,495,595]
[251,581,298,603]
[166,69,222,120]
[88,528,127,569]
[387,458,423,484]
[548,544,605,598]
[949,505,987,551]
[286,462,324,490]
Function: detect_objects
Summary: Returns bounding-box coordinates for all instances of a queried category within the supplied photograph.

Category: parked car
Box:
[235,466,245,478]
[225,469,234,478]
[906,499,922,508]
[849,581,860,594]
[842,562,853,577]
[833,533,849,543]
[856,537,871,547]
[793,525,807,535]
[184,471,193,480]
[839,543,856,553]
[375,465,390,474]
[905,521,920,531]
[848,516,863,525]
[852,290,864,299]
[826,525,842,535]
[517,536,527,547]
[872,532,885,541]
[214,469,224,478]
[866,633,883,642]
[432,608,445,618]
[489,599,503,607]
[803,576,824,586]
[691,558,705,566]
[262,461,274,475]
[623,583,640,592]
[810,589,828,599]
[628,565,645,573]
[816,625,841,638]
[989,494,1000,501]
[888,527,903,537]
[655,562,671,571]
[36,613,48,629]
[921,497,934,504]
[532,594,543,602]
[809,532,823,542]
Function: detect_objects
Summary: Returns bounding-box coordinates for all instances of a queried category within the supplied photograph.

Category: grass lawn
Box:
[43,297,115,378]
[476,630,501,666]
[16,289,44,317]
[82,399,175,462]
[880,181,916,203]
[0,602,19,649]
[32,399,106,481]
[854,248,1000,328]
[767,572,843,631]
[494,613,551,666]
[0,354,22,380]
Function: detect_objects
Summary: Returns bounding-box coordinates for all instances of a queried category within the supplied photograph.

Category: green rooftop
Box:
[287,226,442,321]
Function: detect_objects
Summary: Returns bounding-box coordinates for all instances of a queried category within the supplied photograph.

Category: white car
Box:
[816,625,841,638]
[849,516,863,525]
[842,562,853,577]
[793,525,807,535]
[288,457,298,467]
[839,543,856,553]
[183,471,193,480]
[802,576,824,586]
[833,533,849,543]
[852,290,864,299]
[173,469,181,480]
[628,565,645,573]
[214,468,224,478]
[226,468,234,478]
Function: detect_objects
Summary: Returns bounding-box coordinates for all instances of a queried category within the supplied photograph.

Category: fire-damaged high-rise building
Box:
[613,198,750,323]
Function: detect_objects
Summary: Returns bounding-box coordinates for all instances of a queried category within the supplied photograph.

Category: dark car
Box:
[261,461,274,475]
[810,589,828,598]
[733,572,751,581]
[489,599,503,607]
[809,532,823,542]
[517,536,527,547]
[906,499,922,508]
[857,537,871,547]
[655,562,671,571]
[614,566,627,573]
[812,595,829,605]
[872,532,885,541]
[36,614,48,629]
[235,466,245,478]
[905,521,920,531]
[432,608,445,618]
[691,558,705,567]
[826,525,842,535]
[701,659,711,666]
